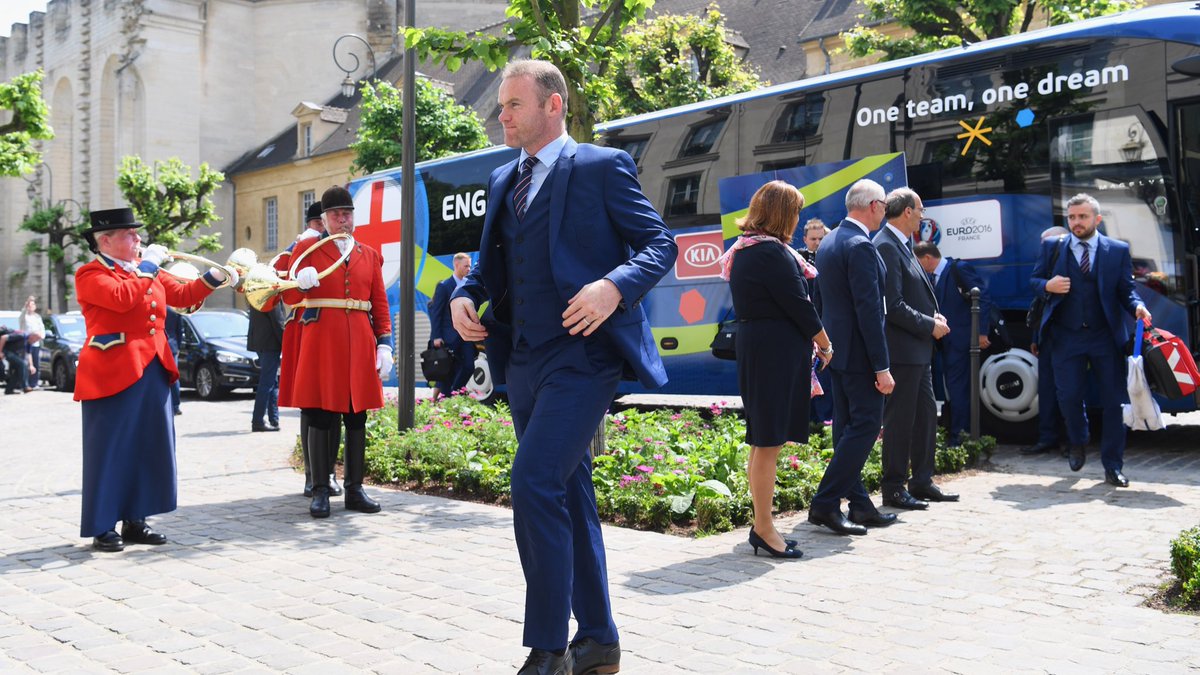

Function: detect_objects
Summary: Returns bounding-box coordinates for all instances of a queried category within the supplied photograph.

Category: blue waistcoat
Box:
[499,170,566,347]
[1054,250,1106,331]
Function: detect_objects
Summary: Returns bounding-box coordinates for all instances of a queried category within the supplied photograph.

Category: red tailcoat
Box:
[74,256,220,401]
[281,237,391,412]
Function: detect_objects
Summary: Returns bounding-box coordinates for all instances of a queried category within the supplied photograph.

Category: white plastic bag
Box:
[1123,321,1166,430]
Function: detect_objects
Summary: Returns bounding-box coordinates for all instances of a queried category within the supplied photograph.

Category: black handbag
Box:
[420,345,457,382]
[1026,236,1066,329]
[710,309,738,360]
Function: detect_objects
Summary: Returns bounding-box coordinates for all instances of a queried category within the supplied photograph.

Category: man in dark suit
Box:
[247,302,285,431]
[428,252,476,398]
[450,60,676,675]
[876,189,956,512]
[914,242,995,445]
[807,179,895,537]
[1030,194,1150,487]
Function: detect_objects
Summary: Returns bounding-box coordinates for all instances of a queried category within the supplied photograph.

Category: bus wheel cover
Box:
[979,349,1039,422]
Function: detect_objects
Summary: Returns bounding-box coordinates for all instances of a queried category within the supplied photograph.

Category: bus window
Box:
[1050,107,1182,301]
[665,174,702,217]
[679,117,726,157]
[611,135,650,165]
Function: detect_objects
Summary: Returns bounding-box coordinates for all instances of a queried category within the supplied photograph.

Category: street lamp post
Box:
[331,21,415,432]
[399,0,417,432]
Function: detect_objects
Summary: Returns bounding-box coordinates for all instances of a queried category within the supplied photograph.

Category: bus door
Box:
[1172,99,1200,355]
[1047,106,1188,354]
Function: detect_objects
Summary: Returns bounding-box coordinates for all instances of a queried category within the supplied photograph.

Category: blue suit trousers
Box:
[506,334,622,650]
[1036,336,1062,446]
[1050,327,1126,471]
[811,369,883,513]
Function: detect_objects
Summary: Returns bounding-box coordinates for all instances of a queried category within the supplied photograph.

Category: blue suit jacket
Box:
[814,220,889,373]
[452,137,677,388]
[428,275,462,349]
[937,258,993,351]
[1029,233,1142,349]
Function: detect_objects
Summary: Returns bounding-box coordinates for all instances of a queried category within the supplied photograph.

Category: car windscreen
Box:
[189,312,249,340]
[54,315,87,341]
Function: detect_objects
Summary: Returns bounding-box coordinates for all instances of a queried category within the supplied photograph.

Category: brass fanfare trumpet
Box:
[242,232,353,311]
[141,247,240,314]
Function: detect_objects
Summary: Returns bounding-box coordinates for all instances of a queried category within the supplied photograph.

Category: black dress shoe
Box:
[747,528,803,559]
[121,520,167,545]
[807,508,867,536]
[344,486,381,513]
[518,648,572,675]
[882,489,929,510]
[1105,469,1129,488]
[909,484,960,502]
[251,423,279,432]
[1068,444,1086,472]
[848,510,897,527]
[92,530,124,552]
[1020,441,1058,456]
[569,637,620,675]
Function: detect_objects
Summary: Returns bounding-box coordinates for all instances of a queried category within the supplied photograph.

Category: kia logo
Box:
[684,242,722,267]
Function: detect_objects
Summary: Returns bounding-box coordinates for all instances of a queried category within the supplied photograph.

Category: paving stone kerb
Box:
[2,390,1198,673]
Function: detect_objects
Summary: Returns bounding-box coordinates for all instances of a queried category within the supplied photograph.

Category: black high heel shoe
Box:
[748,528,803,559]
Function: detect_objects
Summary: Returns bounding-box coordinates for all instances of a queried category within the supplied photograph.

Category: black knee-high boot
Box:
[301,413,313,497]
[307,423,331,518]
[343,428,380,513]
[327,418,343,496]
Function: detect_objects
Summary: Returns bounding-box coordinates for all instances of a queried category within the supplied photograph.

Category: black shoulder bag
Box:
[710,307,739,361]
[1026,236,1066,330]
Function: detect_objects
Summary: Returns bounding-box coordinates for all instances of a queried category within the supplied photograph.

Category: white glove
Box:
[210,266,238,288]
[295,266,320,290]
[298,229,321,242]
[141,244,169,267]
[376,345,394,380]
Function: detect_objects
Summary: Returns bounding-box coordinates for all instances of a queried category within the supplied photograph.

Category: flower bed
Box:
[1169,525,1200,608]
[361,396,994,536]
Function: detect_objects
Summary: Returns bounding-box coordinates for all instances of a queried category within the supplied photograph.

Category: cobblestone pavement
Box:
[1,388,1198,673]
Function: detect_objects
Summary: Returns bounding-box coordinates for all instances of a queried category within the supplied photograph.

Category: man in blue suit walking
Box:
[451,60,676,675]
[428,252,476,398]
[808,179,895,537]
[1030,194,1150,487]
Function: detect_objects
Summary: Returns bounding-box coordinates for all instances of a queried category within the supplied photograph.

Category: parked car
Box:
[176,309,260,400]
[39,313,87,392]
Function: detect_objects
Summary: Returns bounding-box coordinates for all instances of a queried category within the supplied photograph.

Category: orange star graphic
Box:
[957,117,993,156]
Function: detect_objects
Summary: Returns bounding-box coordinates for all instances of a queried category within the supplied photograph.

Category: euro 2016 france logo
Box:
[918,217,941,245]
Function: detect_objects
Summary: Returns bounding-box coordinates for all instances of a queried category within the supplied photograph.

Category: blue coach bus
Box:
[351,2,1200,438]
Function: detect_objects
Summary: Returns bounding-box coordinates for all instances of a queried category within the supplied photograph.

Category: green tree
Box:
[351,77,491,175]
[596,5,763,121]
[19,202,90,312]
[116,156,224,253]
[405,0,656,141]
[843,0,1142,60]
[0,70,54,176]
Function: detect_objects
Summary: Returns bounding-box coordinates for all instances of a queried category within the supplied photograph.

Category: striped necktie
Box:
[513,155,539,221]
[1079,241,1091,275]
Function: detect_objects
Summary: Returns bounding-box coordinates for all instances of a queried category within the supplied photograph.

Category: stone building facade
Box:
[0,0,507,309]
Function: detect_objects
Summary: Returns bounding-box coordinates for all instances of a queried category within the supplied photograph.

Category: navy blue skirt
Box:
[80,358,177,537]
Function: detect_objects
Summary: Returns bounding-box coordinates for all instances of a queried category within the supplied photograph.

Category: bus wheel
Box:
[979,349,1040,443]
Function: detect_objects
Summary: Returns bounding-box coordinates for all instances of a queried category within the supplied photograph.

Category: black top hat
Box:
[321,186,354,212]
[86,207,141,234]
[305,201,324,221]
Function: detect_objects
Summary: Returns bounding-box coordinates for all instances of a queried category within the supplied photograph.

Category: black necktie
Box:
[513,156,539,220]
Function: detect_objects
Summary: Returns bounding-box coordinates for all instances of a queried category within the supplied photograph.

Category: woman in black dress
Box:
[722,181,832,559]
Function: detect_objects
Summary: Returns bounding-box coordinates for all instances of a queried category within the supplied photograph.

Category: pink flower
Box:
[670,414,681,420]
[675,457,687,464]
[636,465,653,473]
[443,420,452,428]
[673,469,685,476]
[462,420,473,427]
[420,424,433,432]
[653,454,663,461]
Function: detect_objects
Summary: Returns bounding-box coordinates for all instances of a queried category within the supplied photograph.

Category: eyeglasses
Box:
[913,207,927,215]
[871,199,886,208]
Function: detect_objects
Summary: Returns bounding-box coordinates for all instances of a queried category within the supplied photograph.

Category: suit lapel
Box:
[889,227,937,302]
[547,138,578,255]
[481,159,520,252]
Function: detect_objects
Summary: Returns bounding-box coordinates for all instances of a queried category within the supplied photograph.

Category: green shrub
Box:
[1170,526,1200,605]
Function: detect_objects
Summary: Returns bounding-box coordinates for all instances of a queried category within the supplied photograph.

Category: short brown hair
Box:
[737,181,805,240]
[502,59,568,110]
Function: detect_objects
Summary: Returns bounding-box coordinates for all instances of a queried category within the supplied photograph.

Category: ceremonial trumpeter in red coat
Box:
[281,186,393,519]
[74,208,232,553]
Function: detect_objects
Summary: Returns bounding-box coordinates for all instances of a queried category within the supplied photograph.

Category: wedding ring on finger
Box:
[582,319,591,327]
